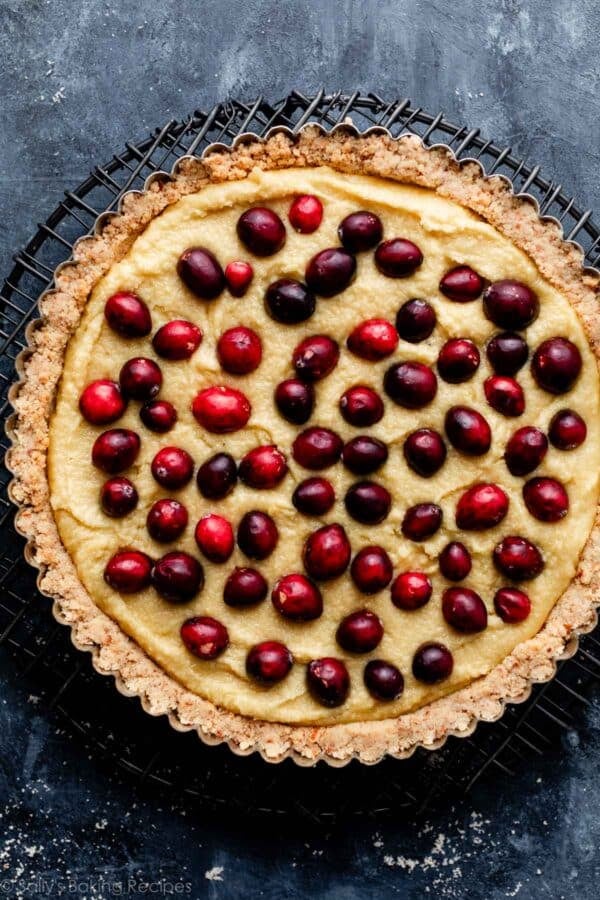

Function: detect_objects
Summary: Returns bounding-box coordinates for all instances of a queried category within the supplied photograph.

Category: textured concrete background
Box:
[2,0,600,897]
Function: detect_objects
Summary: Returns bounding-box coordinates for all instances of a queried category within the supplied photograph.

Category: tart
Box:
[7,125,600,764]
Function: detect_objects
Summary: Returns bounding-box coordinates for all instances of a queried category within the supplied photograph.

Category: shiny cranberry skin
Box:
[391,572,432,610]
[292,477,335,516]
[350,546,393,594]
[345,481,391,525]
[140,399,177,433]
[152,551,204,602]
[486,332,528,375]
[305,248,356,297]
[237,207,286,256]
[303,523,351,580]
[223,567,268,607]
[274,379,314,425]
[337,609,383,653]
[494,587,532,623]
[402,503,442,542]
[375,238,423,277]
[272,573,323,621]
[147,498,188,543]
[504,427,548,477]
[180,616,228,660]
[439,542,472,581]
[444,406,491,456]
[289,194,323,233]
[523,477,569,522]
[177,247,225,299]
[247,641,294,684]
[395,298,436,343]
[152,320,202,360]
[195,514,235,563]
[364,660,404,701]
[104,291,152,338]
[456,483,509,530]
[100,476,138,517]
[403,429,447,478]
[197,452,237,500]
[437,339,480,383]
[339,385,384,427]
[549,409,587,450]
[483,280,539,330]
[265,279,316,324]
[533,337,582,394]
[151,446,194,489]
[484,375,525,417]
[347,318,398,361]
[338,210,383,252]
[306,657,350,707]
[239,445,288,489]
[439,265,484,302]
[384,361,437,409]
[225,260,253,297]
[292,427,343,470]
[192,386,251,433]
[79,380,126,425]
[119,357,162,401]
[493,536,544,581]
[92,429,140,474]
[237,510,278,560]
[442,587,488,633]
[293,334,339,382]
[104,550,152,593]
[412,643,454,683]
[342,436,388,475]
[217,326,262,375]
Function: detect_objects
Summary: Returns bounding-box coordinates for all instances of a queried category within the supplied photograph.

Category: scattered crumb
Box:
[205,866,224,882]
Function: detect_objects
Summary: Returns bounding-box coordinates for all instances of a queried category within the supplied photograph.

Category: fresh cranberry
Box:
[391,572,432,610]
[100,476,138,517]
[274,378,315,424]
[337,609,384,653]
[504,426,548,476]
[265,279,316,324]
[195,514,235,562]
[147,499,188,543]
[289,195,323,233]
[292,427,343,470]
[237,510,278,560]
[292,477,335,516]
[305,248,356,297]
[223,567,268,607]
[239,445,288,489]
[494,587,531,623]
[306,658,350,707]
[196,452,237,499]
[272,573,323,621]
[104,291,152,338]
[292,335,339,382]
[225,260,254,297]
[342,436,388,475]
[455,483,509,530]
[104,550,152,593]
[119,357,162,401]
[401,503,442,541]
[347,318,398,361]
[439,542,472,581]
[246,641,294,684]
[303,523,351,580]
[79,380,126,425]
[437,339,480,383]
[217,326,262,375]
[151,551,204,602]
[486,332,528,375]
[180,616,228,659]
[92,429,140,473]
[338,211,383,252]
[444,406,491,455]
[375,238,423,277]
[150,446,194,489]
[523,477,569,522]
[345,481,391,525]
[439,265,484,302]
[237,207,286,256]
[442,587,488,633]
[152,320,202,360]
[140,399,177,433]
[177,247,225,299]
[339,385,384,427]
[549,409,587,450]
[384,361,437,408]
[532,337,582,394]
[403,429,447,477]
[484,375,525,417]
[493,536,544,581]
[192,386,251,433]
[412,643,454,683]
[483,280,539,329]
[395,298,437,343]
[350,546,393,594]
[364,660,404,701]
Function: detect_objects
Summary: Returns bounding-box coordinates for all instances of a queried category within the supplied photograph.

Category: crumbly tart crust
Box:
[7,126,600,765]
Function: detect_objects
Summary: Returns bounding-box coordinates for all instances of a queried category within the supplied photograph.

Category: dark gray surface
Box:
[2,1,600,897]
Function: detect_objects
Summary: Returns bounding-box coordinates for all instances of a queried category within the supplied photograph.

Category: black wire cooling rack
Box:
[2,90,600,823]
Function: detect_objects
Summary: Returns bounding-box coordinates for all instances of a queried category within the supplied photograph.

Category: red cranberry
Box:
[384,361,437,409]
[442,587,488,633]
[412,643,454,683]
[338,210,383,252]
[195,514,235,562]
[494,587,531,623]
[274,378,314,425]
[305,248,356,297]
[237,207,286,256]
[339,385,384,427]
[342,436,388,475]
[119,357,162,401]
[395,298,436,343]
[192,386,251,433]
[292,335,339,382]
[350,546,393,594]
[140,399,177,433]
[391,572,432,610]
[401,503,443,541]
[303,523,351,580]
[504,427,548,476]
[493,536,544,581]
[180,616,228,659]
[152,551,204,602]
[292,477,335,516]
[345,481,391,525]
[225,260,253,297]
[486,332,528,375]
[364,660,404,701]
[237,510,278,560]
[532,337,582,394]
[444,406,491,456]
[549,409,587,450]
[403,429,447,477]
[439,265,484,302]
[375,238,423,277]
[347,318,398,361]
[292,427,343,470]
[483,280,539,329]
[437,339,480,383]
[104,550,152,593]
[100,476,138,517]
[151,446,194,489]
[196,452,237,499]
[147,498,188,543]
[484,375,525,417]
[239,445,288,489]
[217,326,262,375]
[224,567,268,607]
[306,657,350,707]
[265,279,316,324]
[246,641,293,684]
[79,380,126,425]
[523,477,569,522]
[455,483,509,530]
[104,291,151,338]
[177,247,225,299]
[272,573,323,621]
[92,428,140,473]
[289,194,323,233]
[152,320,202,360]
[439,542,472,581]
[337,609,384,653]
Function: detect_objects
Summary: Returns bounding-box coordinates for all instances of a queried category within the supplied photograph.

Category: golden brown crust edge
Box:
[6,126,600,765]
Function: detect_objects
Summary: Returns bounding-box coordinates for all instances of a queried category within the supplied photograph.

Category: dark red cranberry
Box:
[486,332,528,375]
[192,386,251,433]
[92,429,140,474]
[104,550,152,593]
[484,375,525,417]
[292,334,339,382]
[237,510,279,560]
[339,385,384,427]
[395,298,436,343]
[79,380,126,426]
[272,574,323,621]
[152,320,202,360]
[177,247,225,299]
[342,436,388,475]
[347,318,398,361]
[246,641,294,684]
[412,643,454,683]
[439,542,472,581]
[223,567,268,607]
[437,339,480,383]
[493,536,544,581]
[483,280,539,329]
[292,427,343,470]
[494,587,532,623]
[289,195,323,233]
[401,503,442,541]
[439,265,484,302]
[303,523,351,580]
[147,498,188,543]
[523,477,569,522]
[305,248,356,297]
[504,427,548,476]
[150,446,194,489]
[337,609,384,653]
[375,238,423,277]
[350,546,393,594]
[140,399,177,433]
[196,452,237,500]
[237,207,286,256]
[292,477,335,516]
[180,616,228,659]
[338,210,383,252]
[403,429,447,477]
[384,361,437,409]
[345,481,391,525]
[104,291,151,338]
[391,572,432,610]
[217,326,262,375]
[274,379,314,425]
[306,658,350,707]
[549,409,587,450]
[532,337,582,394]
[364,660,404,701]
[265,279,316,324]
[225,260,253,297]
[239,445,288,489]
[455,483,509,530]
[444,406,491,456]
[442,587,488,633]
[119,357,162,401]
[195,514,235,563]
[100,476,138,517]
[152,551,204,602]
